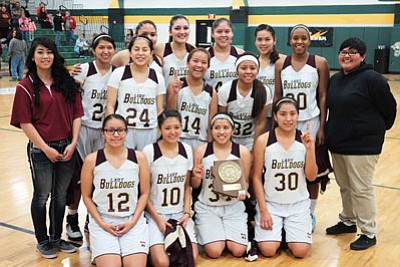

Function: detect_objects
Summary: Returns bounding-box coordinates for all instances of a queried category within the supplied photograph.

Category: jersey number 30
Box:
[274,172,299,191]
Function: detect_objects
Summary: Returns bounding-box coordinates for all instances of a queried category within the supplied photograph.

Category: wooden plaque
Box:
[212,159,246,198]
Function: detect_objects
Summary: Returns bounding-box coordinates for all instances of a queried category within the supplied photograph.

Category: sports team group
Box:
[9,13,397,267]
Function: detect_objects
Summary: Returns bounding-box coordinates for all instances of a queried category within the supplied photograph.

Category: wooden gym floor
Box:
[0,74,399,267]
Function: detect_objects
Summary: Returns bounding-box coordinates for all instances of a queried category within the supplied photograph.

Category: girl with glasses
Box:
[81,114,150,267]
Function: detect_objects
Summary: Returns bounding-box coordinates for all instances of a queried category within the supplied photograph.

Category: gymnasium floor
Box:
[0,73,399,267]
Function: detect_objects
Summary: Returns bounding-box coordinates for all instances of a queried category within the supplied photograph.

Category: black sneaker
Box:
[350,234,376,250]
[36,240,57,259]
[326,222,357,235]
[244,241,258,262]
[66,214,83,241]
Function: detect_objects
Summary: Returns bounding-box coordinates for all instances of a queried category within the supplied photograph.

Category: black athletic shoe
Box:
[244,241,258,262]
[84,214,89,233]
[66,214,83,241]
[350,234,376,250]
[326,222,357,235]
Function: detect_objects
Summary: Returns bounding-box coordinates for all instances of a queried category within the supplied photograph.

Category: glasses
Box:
[103,128,127,135]
[339,50,359,56]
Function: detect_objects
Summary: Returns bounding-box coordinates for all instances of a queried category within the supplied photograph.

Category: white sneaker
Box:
[244,241,258,262]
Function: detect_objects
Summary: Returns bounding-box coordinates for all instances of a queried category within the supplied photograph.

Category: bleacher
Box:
[2,1,93,66]
[2,0,127,69]
[2,28,93,67]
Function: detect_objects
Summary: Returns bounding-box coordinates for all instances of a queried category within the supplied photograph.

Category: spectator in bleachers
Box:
[63,10,76,45]
[6,27,16,76]
[0,5,10,39]
[5,0,13,13]
[124,28,133,48]
[10,1,22,29]
[74,33,90,58]
[0,0,9,13]
[8,30,26,81]
[28,17,36,43]
[38,6,52,29]
[36,2,45,16]
[53,10,63,46]
[18,11,28,43]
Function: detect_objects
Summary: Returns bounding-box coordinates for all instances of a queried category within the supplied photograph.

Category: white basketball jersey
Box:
[204,46,239,92]
[280,54,320,121]
[178,77,213,143]
[143,142,193,214]
[92,149,140,217]
[129,54,162,74]
[198,142,241,206]
[108,66,166,129]
[263,129,309,204]
[257,62,275,117]
[162,43,189,87]
[75,61,115,128]
[150,55,163,74]
[218,79,272,140]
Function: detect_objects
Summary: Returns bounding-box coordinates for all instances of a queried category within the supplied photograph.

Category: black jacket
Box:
[164,219,194,267]
[326,62,397,155]
[53,15,63,31]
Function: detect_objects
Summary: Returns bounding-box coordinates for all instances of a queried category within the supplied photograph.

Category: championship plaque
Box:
[212,159,246,197]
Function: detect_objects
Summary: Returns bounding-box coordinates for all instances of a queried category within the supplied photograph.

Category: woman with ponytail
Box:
[218,52,272,151]
[254,24,286,130]
[10,37,83,259]
[274,24,330,230]
[218,52,272,261]
[154,14,196,87]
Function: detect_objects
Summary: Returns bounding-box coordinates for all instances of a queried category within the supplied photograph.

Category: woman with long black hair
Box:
[10,37,83,259]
